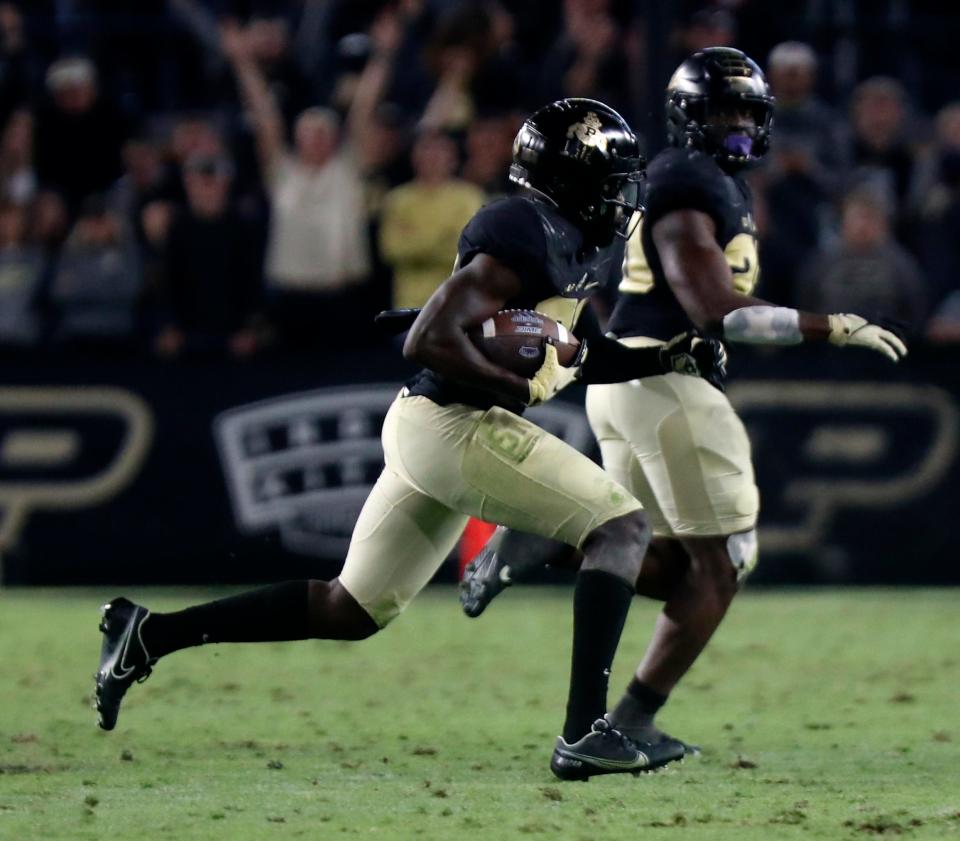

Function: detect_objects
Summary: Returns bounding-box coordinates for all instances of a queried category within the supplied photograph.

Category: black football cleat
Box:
[459,546,512,618]
[610,721,702,758]
[666,735,702,757]
[550,718,686,781]
[95,597,156,731]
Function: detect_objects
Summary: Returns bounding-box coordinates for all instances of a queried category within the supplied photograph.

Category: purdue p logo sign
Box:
[0,387,153,555]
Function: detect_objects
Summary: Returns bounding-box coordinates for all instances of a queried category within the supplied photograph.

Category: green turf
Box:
[0,587,958,840]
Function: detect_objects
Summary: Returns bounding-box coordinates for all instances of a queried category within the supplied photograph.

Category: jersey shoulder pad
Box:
[643,148,729,231]
[458,196,549,286]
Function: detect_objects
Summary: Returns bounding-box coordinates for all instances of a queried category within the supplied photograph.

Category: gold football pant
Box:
[339,393,641,626]
[585,366,759,540]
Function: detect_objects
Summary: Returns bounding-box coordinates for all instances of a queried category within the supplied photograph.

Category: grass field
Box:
[0,587,958,841]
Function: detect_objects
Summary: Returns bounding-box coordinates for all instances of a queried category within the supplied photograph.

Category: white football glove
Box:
[827,314,907,362]
[527,340,585,406]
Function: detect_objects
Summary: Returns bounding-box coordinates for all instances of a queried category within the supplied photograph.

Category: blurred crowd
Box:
[2,0,960,359]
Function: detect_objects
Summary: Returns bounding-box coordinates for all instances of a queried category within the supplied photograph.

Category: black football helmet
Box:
[666,47,775,170]
[509,98,644,245]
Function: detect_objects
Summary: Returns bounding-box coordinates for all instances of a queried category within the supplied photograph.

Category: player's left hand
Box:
[659,331,728,391]
[527,339,587,406]
[827,314,907,362]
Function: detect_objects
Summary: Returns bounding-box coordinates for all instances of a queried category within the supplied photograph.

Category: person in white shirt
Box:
[221,13,399,345]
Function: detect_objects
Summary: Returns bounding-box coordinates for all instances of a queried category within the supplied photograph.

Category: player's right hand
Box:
[527,339,586,406]
[659,331,728,391]
[827,314,907,362]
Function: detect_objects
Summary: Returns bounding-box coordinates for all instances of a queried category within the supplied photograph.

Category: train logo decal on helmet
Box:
[567,112,608,155]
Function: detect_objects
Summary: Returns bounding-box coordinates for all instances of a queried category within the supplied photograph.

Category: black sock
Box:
[609,678,668,732]
[562,569,634,743]
[627,678,668,715]
[140,580,312,659]
[498,529,571,582]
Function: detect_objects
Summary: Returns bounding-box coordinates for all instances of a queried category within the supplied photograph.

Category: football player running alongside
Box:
[94,99,728,780]
[460,49,907,754]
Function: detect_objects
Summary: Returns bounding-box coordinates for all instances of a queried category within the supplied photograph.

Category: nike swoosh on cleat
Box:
[560,749,650,770]
[107,614,144,680]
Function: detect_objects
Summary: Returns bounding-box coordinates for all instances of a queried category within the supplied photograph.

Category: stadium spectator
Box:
[844,77,919,209]
[170,114,227,169]
[138,197,175,324]
[766,41,844,184]
[379,130,484,309]
[753,138,830,305]
[461,111,517,197]
[228,15,314,128]
[0,2,956,359]
[154,153,264,359]
[910,102,960,213]
[30,189,68,250]
[48,195,142,347]
[33,56,129,213]
[797,188,927,332]
[361,102,413,209]
[156,114,231,208]
[927,291,960,344]
[109,137,170,240]
[539,0,629,118]
[419,3,525,132]
[910,103,960,311]
[0,2,29,125]
[0,108,35,206]
[337,11,416,207]
[0,200,44,345]
[676,8,737,57]
[222,16,389,346]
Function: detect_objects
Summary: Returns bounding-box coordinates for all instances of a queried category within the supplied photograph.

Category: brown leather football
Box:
[467,309,580,378]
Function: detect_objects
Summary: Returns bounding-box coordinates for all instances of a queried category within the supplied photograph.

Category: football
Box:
[468,309,580,378]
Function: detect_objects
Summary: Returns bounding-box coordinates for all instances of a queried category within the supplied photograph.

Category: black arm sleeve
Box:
[579,335,664,383]
[573,304,665,383]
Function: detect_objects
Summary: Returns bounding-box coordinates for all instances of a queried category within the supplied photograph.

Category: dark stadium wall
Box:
[1,344,957,586]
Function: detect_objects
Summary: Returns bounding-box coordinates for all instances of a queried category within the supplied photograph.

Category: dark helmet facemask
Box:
[702,98,770,166]
[665,47,775,171]
[598,168,644,240]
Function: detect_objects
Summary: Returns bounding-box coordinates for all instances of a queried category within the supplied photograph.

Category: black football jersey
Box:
[406,194,623,413]
[607,148,759,341]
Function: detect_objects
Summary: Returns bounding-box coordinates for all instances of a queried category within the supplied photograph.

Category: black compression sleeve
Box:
[572,303,666,384]
[579,335,664,383]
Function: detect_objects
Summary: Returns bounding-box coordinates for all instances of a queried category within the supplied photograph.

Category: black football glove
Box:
[658,331,728,392]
